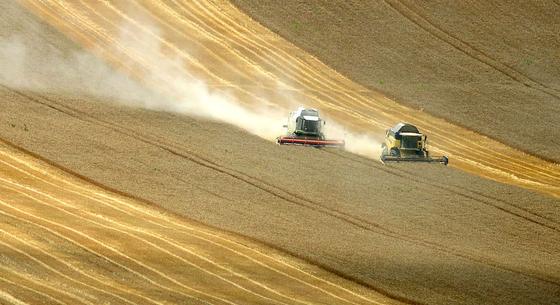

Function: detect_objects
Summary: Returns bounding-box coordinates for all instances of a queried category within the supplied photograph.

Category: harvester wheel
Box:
[390,148,400,157]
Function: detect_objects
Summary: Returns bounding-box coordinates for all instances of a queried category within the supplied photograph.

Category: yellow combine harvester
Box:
[380,122,448,165]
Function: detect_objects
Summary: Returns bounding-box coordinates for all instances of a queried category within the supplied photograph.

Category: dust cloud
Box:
[0,2,381,159]
[323,120,382,158]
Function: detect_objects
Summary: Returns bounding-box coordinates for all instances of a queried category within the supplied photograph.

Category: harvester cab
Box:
[380,122,448,165]
[277,107,345,147]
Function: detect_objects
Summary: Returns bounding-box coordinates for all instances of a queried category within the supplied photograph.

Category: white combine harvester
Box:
[277,107,345,148]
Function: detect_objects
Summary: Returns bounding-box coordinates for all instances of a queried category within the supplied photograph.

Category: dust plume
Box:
[0,1,380,159]
[323,120,383,158]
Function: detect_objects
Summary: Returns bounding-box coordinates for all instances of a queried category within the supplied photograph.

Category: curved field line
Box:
[57,0,381,128]
[144,0,389,130]
[1,164,383,304]
[4,90,558,287]
[196,1,560,183]
[183,0,362,92]
[0,180,304,304]
[0,198,220,305]
[94,219,317,305]
[22,1,560,198]
[10,0,560,296]
[164,0,359,96]
[0,289,31,305]
[0,273,68,305]
[0,228,162,305]
[82,0,363,117]
[24,0,204,102]
[10,194,310,304]
[0,261,92,305]
[321,149,560,230]
[174,1,560,185]
[0,158,381,305]
[141,0,285,88]
[26,0,557,194]
[92,0,279,107]
[182,0,395,116]
[0,171,382,304]
[32,93,560,235]
[18,1,153,79]
[183,0,560,182]
[4,142,558,291]
[62,0,233,89]
[389,0,560,98]
[0,149,383,305]
[33,0,272,111]
[0,187,234,305]
[167,0,400,127]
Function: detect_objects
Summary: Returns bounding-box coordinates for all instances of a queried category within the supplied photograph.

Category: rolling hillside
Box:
[1,1,559,305]
[231,0,560,162]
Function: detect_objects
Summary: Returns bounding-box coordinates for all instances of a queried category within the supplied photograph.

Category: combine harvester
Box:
[380,122,448,165]
[277,107,345,148]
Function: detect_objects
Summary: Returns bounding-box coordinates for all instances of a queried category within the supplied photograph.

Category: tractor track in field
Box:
[384,0,560,100]
[4,85,559,289]
[320,149,560,232]
[212,0,560,176]
[1,150,392,305]
[22,0,560,199]
[169,0,560,184]
[2,1,560,304]
[0,230,157,305]
[63,0,379,130]
[0,152,383,305]
[0,202,228,305]
[0,273,73,305]
[0,184,299,305]
[223,0,560,183]
[35,0,560,190]
[0,236,142,305]
[0,138,390,305]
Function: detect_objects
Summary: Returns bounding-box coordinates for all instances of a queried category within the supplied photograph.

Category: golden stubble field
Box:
[0,1,559,305]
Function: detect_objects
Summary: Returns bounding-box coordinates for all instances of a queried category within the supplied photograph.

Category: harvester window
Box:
[302,120,319,132]
[401,136,421,149]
